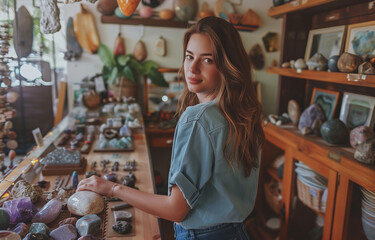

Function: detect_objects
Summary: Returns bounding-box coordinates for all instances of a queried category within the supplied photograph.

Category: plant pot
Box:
[112,77,137,99]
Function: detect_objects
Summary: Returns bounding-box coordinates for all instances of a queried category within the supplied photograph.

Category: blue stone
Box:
[76,214,101,236]
[29,223,50,236]
[328,55,340,72]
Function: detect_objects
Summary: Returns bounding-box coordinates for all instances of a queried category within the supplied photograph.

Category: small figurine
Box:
[72,171,78,189]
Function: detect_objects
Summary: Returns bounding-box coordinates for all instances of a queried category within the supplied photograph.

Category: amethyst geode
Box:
[298,104,326,135]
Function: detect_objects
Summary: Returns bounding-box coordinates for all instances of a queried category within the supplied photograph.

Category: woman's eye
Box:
[204,58,213,64]
[185,55,193,60]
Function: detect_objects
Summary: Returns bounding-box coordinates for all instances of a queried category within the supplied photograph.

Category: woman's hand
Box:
[76,175,115,197]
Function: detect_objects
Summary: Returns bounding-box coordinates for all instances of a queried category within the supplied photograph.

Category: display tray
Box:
[41,158,87,176]
[93,140,134,152]
[105,201,136,238]
[54,133,96,154]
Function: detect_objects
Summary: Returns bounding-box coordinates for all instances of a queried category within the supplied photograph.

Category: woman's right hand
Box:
[76,175,115,197]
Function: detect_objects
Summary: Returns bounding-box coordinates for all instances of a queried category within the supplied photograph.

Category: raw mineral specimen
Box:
[76,214,101,236]
[113,211,132,222]
[32,198,63,223]
[350,126,374,149]
[67,191,104,216]
[112,220,132,234]
[11,180,43,203]
[41,148,80,166]
[354,137,375,165]
[58,217,78,227]
[298,104,326,135]
[50,224,78,240]
[3,198,38,224]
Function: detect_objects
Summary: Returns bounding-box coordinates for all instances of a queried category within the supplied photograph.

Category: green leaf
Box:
[142,60,159,75]
[108,67,119,86]
[101,65,112,81]
[98,44,115,67]
[117,55,131,66]
[129,58,143,74]
[122,66,135,82]
[148,67,169,87]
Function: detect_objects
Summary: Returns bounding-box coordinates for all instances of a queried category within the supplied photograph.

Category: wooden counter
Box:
[0,107,160,240]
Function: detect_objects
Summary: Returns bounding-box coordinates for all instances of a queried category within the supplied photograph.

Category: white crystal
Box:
[67,191,104,216]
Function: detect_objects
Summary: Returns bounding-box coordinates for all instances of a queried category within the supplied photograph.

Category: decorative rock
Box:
[29,223,50,236]
[350,126,374,149]
[281,62,290,68]
[41,148,81,166]
[0,208,10,230]
[114,211,133,222]
[23,232,49,240]
[3,198,38,224]
[76,214,101,236]
[59,217,78,227]
[328,55,340,72]
[0,231,21,240]
[358,61,375,75]
[298,104,326,135]
[337,52,363,73]
[290,60,295,69]
[320,119,349,145]
[112,220,132,234]
[32,198,63,223]
[306,53,328,71]
[294,58,307,70]
[67,191,104,216]
[133,40,147,62]
[104,172,117,182]
[11,180,43,203]
[50,224,78,240]
[10,223,28,238]
[288,100,301,125]
[56,187,76,205]
[78,235,100,240]
[354,137,375,164]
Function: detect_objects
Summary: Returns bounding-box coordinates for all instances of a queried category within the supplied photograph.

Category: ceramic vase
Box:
[173,0,198,21]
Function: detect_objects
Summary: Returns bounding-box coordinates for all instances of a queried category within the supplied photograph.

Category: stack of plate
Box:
[295,162,328,212]
[361,187,375,240]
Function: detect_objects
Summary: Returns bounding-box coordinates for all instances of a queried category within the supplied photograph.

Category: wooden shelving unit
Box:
[266,167,282,183]
[268,0,336,18]
[267,67,375,88]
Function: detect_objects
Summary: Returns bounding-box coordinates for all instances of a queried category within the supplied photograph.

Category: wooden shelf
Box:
[266,167,282,183]
[268,0,336,18]
[266,67,375,88]
[263,123,375,192]
[101,15,190,28]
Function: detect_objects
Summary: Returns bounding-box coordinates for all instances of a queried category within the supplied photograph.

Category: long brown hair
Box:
[176,16,264,176]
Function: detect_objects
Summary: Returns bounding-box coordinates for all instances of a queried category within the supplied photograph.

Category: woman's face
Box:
[184,33,221,103]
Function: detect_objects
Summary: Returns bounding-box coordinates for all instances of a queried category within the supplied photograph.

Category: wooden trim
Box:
[268,0,336,18]
[323,170,338,240]
[267,67,375,88]
[101,15,190,28]
[54,80,67,126]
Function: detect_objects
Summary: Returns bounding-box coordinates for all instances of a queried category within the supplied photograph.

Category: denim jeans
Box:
[173,222,250,240]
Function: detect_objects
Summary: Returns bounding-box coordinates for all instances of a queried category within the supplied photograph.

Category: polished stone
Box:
[67,191,104,216]
[58,217,78,227]
[0,231,21,240]
[23,232,49,240]
[0,208,10,230]
[50,224,77,240]
[32,198,63,224]
[29,223,50,236]
[76,214,101,236]
[10,223,28,238]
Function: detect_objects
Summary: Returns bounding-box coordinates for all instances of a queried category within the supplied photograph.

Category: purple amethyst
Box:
[50,224,78,240]
[32,198,63,224]
[2,198,37,224]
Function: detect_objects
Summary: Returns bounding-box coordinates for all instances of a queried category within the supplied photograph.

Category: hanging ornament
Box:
[64,17,83,61]
[117,0,141,17]
[13,6,34,58]
[153,36,166,57]
[133,40,147,62]
[113,32,126,56]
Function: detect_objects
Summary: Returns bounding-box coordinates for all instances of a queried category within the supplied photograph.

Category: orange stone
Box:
[117,0,141,17]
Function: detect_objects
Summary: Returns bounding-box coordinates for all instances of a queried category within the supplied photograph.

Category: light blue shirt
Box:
[168,100,259,229]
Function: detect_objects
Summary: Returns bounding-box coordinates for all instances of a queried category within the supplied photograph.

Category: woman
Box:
[77,16,264,239]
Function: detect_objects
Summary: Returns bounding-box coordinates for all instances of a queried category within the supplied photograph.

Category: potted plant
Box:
[98,43,169,99]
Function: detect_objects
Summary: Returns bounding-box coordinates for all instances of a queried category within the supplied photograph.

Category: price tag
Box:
[95,76,106,93]
[32,128,44,148]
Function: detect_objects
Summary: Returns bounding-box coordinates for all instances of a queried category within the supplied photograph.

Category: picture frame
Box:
[339,92,375,129]
[304,25,346,61]
[310,88,339,120]
[345,20,375,59]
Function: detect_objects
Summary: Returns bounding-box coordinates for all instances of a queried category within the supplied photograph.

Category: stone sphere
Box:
[328,55,340,72]
[320,119,349,145]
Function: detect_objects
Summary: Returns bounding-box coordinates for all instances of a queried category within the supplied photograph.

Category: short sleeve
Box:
[168,120,214,208]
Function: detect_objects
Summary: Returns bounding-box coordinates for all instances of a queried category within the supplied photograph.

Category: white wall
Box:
[63,0,281,115]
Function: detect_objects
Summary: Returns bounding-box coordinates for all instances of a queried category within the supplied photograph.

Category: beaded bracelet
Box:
[111,183,119,198]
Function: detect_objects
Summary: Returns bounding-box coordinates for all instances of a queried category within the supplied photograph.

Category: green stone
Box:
[0,208,10,230]
[320,119,349,145]
[29,223,50,236]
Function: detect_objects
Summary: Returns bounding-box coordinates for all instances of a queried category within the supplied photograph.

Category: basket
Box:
[112,77,137,99]
[264,179,282,215]
[296,177,325,213]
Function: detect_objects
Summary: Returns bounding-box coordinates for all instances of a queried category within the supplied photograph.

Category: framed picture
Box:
[345,20,375,59]
[339,92,375,129]
[304,25,346,61]
[310,88,339,120]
